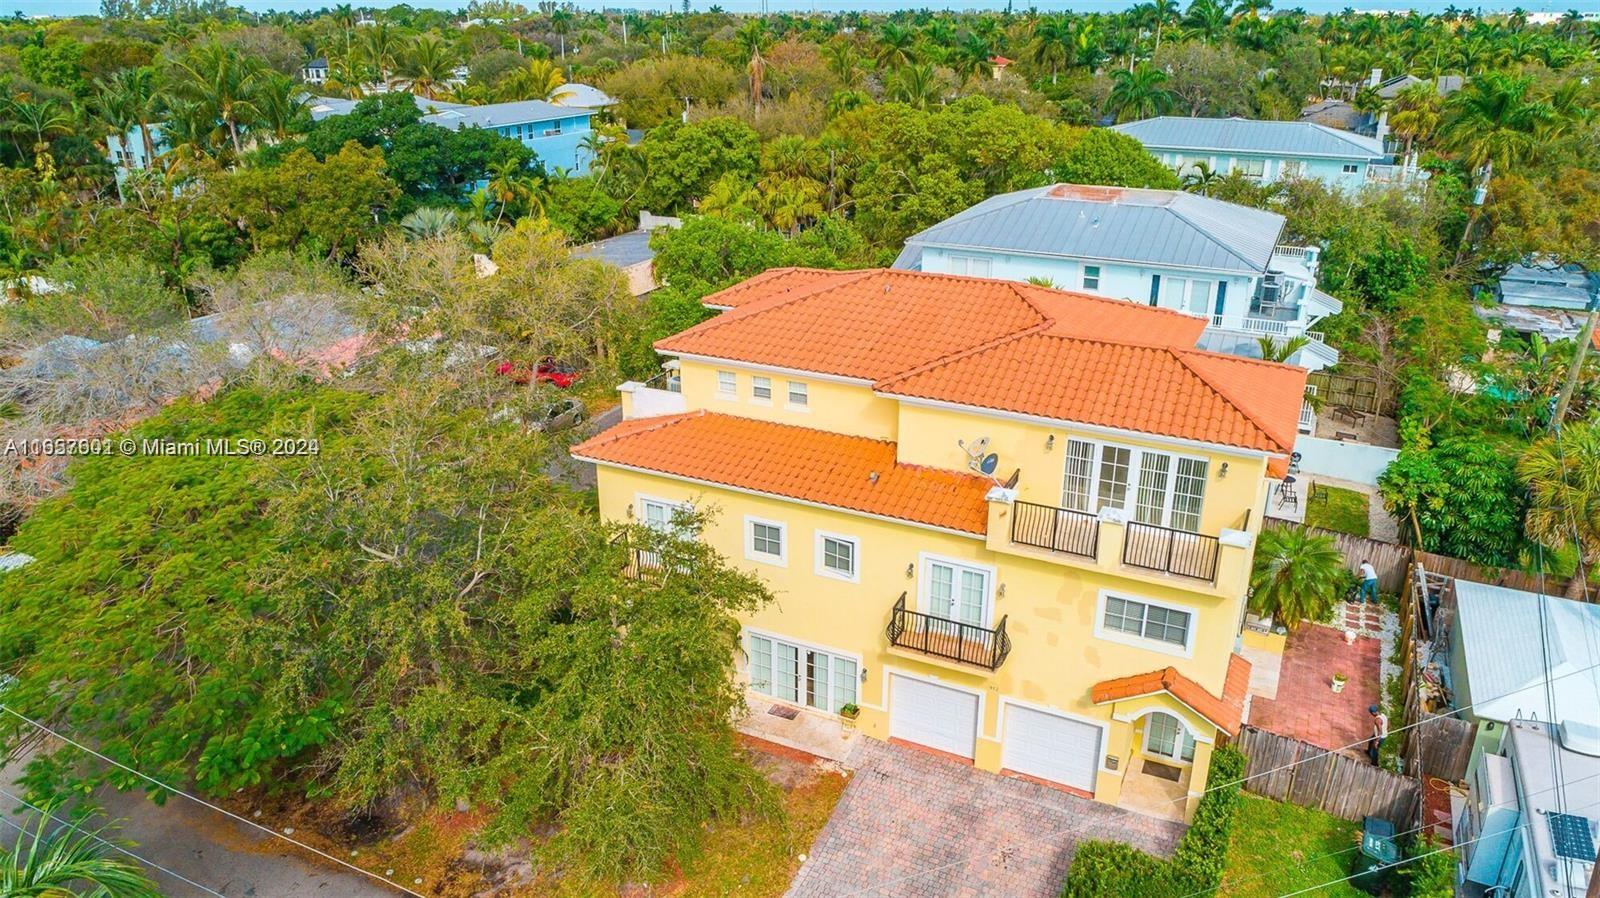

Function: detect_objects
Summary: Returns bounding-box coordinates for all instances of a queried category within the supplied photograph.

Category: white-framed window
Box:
[787,381,808,408]
[1082,265,1101,291]
[921,554,994,627]
[716,370,737,398]
[1060,437,1208,531]
[815,531,859,582]
[747,631,859,713]
[947,253,993,277]
[637,495,692,534]
[744,516,786,566]
[1281,159,1305,179]
[1097,592,1195,654]
[751,376,772,403]
[1342,163,1359,174]
[1235,157,1266,179]
[1144,711,1197,762]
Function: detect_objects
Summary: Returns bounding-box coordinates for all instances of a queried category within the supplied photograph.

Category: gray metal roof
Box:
[551,83,617,109]
[422,99,582,130]
[1453,580,1600,727]
[572,230,654,269]
[1112,116,1386,160]
[896,184,1284,275]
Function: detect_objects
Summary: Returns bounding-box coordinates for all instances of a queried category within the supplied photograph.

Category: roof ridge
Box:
[1170,350,1290,453]
[874,318,1055,389]
[1012,282,1203,326]
[1164,194,1282,273]
[572,409,703,453]
[909,188,1047,243]
[660,269,878,347]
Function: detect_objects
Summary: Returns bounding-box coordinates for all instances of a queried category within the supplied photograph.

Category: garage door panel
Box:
[889,675,979,759]
[1002,705,1101,792]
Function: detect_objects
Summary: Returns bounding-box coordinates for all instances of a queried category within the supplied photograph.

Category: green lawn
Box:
[1218,795,1367,898]
[1306,484,1371,538]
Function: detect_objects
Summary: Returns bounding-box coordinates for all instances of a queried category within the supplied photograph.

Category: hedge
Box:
[1061,744,1247,898]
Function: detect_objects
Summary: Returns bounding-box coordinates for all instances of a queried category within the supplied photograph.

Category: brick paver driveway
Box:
[787,740,1185,898]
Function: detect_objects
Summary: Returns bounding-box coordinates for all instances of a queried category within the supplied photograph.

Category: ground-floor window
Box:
[748,633,858,713]
[1144,711,1197,763]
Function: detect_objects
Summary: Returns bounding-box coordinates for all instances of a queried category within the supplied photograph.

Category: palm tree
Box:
[252,72,308,143]
[356,20,402,87]
[1256,334,1310,363]
[497,59,571,103]
[1107,63,1177,121]
[95,67,161,167]
[1181,159,1223,194]
[1248,527,1346,630]
[6,98,73,158]
[875,22,917,71]
[1182,0,1231,43]
[550,8,575,60]
[399,34,459,99]
[1149,0,1178,51]
[735,19,771,111]
[888,63,939,109]
[1028,15,1071,84]
[0,806,161,898]
[486,156,541,224]
[1387,81,1441,154]
[951,33,993,83]
[822,39,862,87]
[1519,424,1600,599]
[165,42,262,155]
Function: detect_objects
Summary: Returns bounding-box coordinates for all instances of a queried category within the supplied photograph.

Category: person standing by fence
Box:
[1358,559,1379,603]
[1367,704,1389,765]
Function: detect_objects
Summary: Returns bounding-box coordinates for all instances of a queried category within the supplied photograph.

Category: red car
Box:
[495,358,580,388]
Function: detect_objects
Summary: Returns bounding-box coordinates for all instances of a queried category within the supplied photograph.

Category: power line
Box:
[0,703,421,898]
[0,787,228,898]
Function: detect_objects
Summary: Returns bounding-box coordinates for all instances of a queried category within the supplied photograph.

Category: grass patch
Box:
[1218,795,1365,898]
[1306,484,1370,538]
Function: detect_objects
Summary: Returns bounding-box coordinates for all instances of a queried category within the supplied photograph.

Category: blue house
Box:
[894,183,1342,372]
[1111,117,1419,192]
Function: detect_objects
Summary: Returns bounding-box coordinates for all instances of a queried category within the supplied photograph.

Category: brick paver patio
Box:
[1247,622,1382,753]
[786,739,1185,898]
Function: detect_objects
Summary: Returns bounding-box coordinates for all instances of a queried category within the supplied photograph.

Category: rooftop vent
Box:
[1558,719,1600,757]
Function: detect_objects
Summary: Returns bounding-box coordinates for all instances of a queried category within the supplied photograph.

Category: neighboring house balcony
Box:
[992,494,1251,596]
[885,592,1012,672]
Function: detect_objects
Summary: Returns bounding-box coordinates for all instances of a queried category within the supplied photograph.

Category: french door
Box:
[747,634,858,714]
[924,558,991,627]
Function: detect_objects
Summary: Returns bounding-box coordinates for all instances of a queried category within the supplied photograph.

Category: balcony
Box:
[1010,499,1099,559]
[1121,521,1221,582]
[885,593,1011,671]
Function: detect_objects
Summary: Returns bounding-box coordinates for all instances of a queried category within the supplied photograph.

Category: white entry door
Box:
[1002,705,1102,792]
[924,558,990,627]
[889,675,979,758]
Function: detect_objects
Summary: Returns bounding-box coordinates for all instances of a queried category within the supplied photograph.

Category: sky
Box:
[5,0,1600,16]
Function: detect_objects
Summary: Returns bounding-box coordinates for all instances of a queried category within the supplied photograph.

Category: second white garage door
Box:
[889,675,979,758]
[1001,705,1102,793]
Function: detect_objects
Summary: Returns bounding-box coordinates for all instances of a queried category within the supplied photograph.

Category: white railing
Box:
[1299,400,1315,430]
[1239,316,1293,336]
[1273,245,1318,261]
[1306,330,1326,343]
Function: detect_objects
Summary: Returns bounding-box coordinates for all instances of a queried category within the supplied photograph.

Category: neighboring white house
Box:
[893,183,1342,371]
[1111,116,1421,191]
[1456,719,1597,898]
[301,57,329,85]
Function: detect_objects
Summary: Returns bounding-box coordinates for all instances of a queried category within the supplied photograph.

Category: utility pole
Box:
[1550,272,1600,430]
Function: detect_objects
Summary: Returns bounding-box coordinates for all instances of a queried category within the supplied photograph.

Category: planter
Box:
[1331,675,1349,694]
[1344,628,1358,645]
[839,704,860,731]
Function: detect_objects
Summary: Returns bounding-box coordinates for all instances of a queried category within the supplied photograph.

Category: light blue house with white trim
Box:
[894,183,1342,372]
[1111,116,1419,192]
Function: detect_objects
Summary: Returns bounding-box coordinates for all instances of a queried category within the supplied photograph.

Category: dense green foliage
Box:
[1249,526,1349,626]
[1380,434,1527,566]
[1061,745,1246,898]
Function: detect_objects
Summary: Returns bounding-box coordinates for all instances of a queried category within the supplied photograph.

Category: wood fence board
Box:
[1231,726,1421,827]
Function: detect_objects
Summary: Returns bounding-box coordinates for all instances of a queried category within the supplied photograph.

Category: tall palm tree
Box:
[1439,72,1556,174]
[0,807,161,898]
[497,59,571,103]
[1519,424,1600,599]
[486,156,541,224]
[951,32,993,83]
[252,72,308,143]
[550,9,575,60]
[1107,63,1177,121]
[735,19,771,111]
[875,22,917,71]
[6,98,73,158]
[1149,0,1178,51]
[1182,0,1231,44]
[822,39,862,87]
[95,67,161,166]
[1387,81,1441,154]
[165,42,262,155]
[1248,527,1346,630]
[888,63,939,109]
[1029,15,1071,84]
[399,34,459,99]
[356,20,402,87]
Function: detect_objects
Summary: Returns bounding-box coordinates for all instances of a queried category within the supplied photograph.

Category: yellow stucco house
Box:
[573,267,1306,822]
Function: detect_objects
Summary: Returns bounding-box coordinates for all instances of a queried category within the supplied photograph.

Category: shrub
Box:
[1061,745,1247,898]
[1400,834,1455,897]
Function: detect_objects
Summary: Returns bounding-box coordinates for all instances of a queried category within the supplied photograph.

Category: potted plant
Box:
[1332,672,1349,693]
[839,703,860,730]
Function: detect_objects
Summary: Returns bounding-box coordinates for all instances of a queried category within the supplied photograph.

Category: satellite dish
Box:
[979,453,1000,476]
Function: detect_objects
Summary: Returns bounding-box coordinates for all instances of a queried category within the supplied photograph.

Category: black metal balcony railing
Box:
[1010,500,1099,560]
[1122,520,1220,582]
[885,593,1010,671]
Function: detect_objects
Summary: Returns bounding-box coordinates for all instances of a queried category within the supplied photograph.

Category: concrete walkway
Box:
[787,740,1184,898]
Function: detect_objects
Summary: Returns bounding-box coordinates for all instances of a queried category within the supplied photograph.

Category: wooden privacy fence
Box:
[1412,550,1593,599]
[1307,370,1394,416]
[1229,726,1421,826]
[1263,519,1412,594]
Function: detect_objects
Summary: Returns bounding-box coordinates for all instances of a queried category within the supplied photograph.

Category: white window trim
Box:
[635,492,692,534]
[745,628,862,717]
[750,375,773,406]
[785,380,810,412]
[743,515,788,567]
[715,370,737,400]
[814,530,860,583]
[1140,709,1200,765]
[1060,435,1209,531]
[1093,589,1197,659]
[917,551,996,628]
[1081,265,1101,291]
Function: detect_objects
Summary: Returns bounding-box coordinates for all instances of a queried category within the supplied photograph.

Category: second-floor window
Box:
[817,532,858,581]
[787,381,808,407]
[746,517,786,565]
[947,253,993,277]
[1062,438,1208,532]
[717,370,737,397]
[1235,158,1265,179]
[1342,163,1359,174]
[1082,265,1101,291]
[1102,594,1192,649]
[752,376,773,402]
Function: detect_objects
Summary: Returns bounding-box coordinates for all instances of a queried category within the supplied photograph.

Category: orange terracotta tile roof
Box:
[664,268,1304,454]
[1090,653,1253,736]
[570,410,994,534]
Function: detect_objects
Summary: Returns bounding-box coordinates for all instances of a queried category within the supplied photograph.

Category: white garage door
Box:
[889,675,979,758]
[1001,705,1102,792]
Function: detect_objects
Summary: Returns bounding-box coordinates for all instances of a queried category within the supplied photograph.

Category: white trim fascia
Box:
[1094,588,1199,660]
[882,394,1275,460]
[665,352,875,386]
[813,530,861,584]
[580,458,985,540]
[912,240,1265,278]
